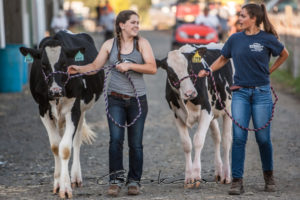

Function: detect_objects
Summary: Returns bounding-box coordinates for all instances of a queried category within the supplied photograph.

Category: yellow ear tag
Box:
[192,51,202,63]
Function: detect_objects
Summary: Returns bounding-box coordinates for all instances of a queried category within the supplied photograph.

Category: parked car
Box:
[173,24,218,48]
[171,0,218,49]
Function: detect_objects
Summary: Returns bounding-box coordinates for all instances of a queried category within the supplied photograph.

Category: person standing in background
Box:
[50,10,68,34]
[195,7,221,34]
[100,6,115,41]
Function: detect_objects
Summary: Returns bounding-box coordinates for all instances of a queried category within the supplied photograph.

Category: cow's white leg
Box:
[209,119,223,183]
[174,118,193,188]
[221,114,232,184]
[40,111,62,194]
[59,112,75,199]
[70,113,84,188]
[192,110,213,188]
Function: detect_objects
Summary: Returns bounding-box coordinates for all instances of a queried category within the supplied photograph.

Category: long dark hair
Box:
[115,10,140,61]
[242,3,278,38]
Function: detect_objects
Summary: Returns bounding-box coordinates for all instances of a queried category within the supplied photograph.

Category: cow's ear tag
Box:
[75,51,84,62]
[192,51,202,63]
[25,54,34,63]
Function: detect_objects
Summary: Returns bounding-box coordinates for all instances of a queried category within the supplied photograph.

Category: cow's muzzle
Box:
[49,87,63,98]
[184,90,197,100]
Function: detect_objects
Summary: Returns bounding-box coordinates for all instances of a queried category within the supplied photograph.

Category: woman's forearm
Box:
[269,48,289,74]
[128,63,157,74]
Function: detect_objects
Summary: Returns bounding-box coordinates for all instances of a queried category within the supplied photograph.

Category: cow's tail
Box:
[81,118,96,145]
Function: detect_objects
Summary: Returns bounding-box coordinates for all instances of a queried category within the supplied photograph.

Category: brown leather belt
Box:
[110,91,132,99]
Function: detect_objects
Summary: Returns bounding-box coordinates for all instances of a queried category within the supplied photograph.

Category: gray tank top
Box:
[107,38,146,96]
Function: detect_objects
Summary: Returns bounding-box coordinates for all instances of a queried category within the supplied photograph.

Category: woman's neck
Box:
[244,26,260,35]
[121,33,134,43]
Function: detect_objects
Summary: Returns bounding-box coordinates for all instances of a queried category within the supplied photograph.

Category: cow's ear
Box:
[19,47,41,59]
[196,47,207,57]
[65,47,86,59]
[156,58,168,70]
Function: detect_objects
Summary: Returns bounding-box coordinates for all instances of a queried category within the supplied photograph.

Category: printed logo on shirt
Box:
[249,43,264,52]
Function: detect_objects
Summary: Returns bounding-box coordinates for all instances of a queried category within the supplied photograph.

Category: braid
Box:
[134,36,140,52]
[117,32,122,61]
[115,10,140,61]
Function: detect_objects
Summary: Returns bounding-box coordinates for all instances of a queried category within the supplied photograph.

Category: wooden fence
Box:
[269,6,300,78]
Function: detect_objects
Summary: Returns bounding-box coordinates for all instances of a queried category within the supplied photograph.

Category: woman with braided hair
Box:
[68,10,156,196]
[198,3,289,195]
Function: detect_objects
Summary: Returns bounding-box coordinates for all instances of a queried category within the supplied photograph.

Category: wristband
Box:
[204,67,211,73]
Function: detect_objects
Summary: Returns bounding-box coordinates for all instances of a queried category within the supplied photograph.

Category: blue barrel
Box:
[0,44,24,92]
[22,61,28,85]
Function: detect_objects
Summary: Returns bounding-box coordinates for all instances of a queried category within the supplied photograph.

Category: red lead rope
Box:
[209,72,278,132]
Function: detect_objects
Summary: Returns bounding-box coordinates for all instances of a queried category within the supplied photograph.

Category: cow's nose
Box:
[184,90,197,100]
[49,87,62,97]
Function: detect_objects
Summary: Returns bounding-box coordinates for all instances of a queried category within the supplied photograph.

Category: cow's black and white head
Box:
[157,45,210,100]
[20,40,85,99]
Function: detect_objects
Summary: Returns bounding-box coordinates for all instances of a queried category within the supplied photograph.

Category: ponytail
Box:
[261,4,279,39]
[243,3,279,38]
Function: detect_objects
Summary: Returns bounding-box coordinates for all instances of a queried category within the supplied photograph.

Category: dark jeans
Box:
[107,94,148,183]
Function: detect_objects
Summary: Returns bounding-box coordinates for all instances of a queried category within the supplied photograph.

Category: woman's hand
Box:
[198,69,210,77]
[68,65,81,74]
[116,62,131,73]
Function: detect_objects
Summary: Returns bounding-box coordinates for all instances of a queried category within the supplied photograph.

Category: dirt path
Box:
[0,31,299,200]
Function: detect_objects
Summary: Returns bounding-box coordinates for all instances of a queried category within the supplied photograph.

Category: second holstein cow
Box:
[20,31,104,198]
[156,44,233,188]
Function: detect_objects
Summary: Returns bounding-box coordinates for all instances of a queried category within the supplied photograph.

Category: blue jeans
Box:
[231,84,273,178]
[107,94,148,182]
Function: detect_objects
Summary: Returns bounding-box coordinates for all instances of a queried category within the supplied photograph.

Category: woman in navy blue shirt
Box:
[199,3,289,195]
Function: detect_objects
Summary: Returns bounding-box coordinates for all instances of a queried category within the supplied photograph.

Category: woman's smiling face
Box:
[121,14,139,37]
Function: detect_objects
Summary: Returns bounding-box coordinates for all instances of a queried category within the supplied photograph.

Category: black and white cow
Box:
[156,44,233,188]
[19,31,104,198]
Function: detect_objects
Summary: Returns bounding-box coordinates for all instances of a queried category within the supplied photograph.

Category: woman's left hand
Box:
[116,63,131,73]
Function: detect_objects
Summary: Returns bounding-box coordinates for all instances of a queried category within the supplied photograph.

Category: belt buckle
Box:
[122,95,131,100]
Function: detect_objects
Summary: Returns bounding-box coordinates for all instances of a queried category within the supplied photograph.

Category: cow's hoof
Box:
[71,181,82,188]
[53,187,60,194]
[184,183,194,189]
[194,179,201,188]
[215,175,221,183]
[222,178,231,184]
[184,179,195,189]
[59,190,72,199]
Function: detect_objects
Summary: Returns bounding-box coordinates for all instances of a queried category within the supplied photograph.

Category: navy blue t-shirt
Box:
[221,31,284,86]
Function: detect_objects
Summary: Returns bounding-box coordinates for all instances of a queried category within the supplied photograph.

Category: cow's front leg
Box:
[71,113,85,188]
[221,114,232,184]
[174,118,193,188]
[59,112,77,199]
[192,111,213,188]
[40,110,62,194]
[209,119,223,183]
